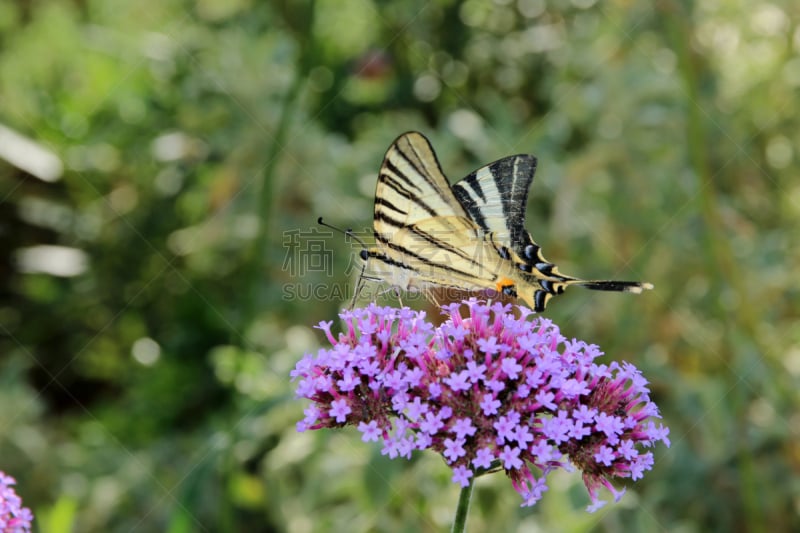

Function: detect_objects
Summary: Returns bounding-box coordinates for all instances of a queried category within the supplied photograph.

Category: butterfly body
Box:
[361,132,652,312]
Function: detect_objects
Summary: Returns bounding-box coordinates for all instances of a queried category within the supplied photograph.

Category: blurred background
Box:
[1,0,799,531]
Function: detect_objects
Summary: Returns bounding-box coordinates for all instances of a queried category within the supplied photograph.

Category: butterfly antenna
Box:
[317,217,368,250]
[317,217,369,309]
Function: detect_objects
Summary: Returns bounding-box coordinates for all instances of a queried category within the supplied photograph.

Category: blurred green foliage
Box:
[1,0,799,531]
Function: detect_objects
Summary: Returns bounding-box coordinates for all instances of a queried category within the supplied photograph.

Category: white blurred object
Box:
[0,124,63,182]
[15,245,88,277]
[151,131,207,161]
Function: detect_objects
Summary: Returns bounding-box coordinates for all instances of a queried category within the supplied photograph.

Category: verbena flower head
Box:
[0,472,33,533]
[291,299,670,511]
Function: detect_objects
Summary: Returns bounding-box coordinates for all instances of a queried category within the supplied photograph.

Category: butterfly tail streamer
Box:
[524,275,653,312]
[571,280,654,294]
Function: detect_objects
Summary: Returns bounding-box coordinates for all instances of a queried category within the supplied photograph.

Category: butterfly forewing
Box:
[371,133,485,290]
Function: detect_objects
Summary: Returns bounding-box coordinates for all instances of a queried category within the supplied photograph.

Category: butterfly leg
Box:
[348,272,365,310]
[349,262,383,309]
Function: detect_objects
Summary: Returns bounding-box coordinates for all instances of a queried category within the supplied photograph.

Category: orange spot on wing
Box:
[496,277,514,293]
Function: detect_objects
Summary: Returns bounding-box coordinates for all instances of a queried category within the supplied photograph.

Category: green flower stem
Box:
[451,477,474,533]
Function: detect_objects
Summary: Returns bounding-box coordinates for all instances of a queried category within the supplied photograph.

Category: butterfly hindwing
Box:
[452,155,534,247]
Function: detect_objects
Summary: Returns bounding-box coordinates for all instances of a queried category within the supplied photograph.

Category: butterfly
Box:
[354,131,652,312]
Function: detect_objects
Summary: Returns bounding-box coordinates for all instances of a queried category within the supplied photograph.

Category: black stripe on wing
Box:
[392,142,440,192]
[379,172,438,218]
[371,232,495,283]
[407,226,487,271]
[452,173,489,230]
[375,196,408,216]
[372,210,495,282]
[383,157,424,194]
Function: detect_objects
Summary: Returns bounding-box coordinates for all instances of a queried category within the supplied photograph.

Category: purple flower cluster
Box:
[292,299,670,511]
[0,472,32,533]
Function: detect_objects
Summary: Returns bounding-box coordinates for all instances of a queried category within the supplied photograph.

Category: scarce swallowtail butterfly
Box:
[354,131,653,312]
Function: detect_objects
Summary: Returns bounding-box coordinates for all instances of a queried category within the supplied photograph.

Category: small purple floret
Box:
[0,471,33,533]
